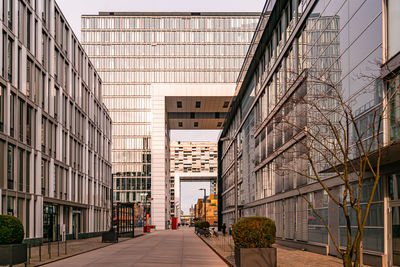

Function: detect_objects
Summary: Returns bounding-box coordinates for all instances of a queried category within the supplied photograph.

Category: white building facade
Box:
[0,0,112,243]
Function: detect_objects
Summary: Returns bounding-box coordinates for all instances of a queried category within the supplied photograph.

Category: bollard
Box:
[48,241,51,259]
[65,239,67,255]
[58,240,60,256]
[39,244,42,261]
[28,243,31,264]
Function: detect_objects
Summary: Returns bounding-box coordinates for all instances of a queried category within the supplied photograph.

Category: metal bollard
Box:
[28,243,31,264]
[48,241,51,259]
[58,240,60,256]
[39,244,42,261]
[65,239,67,255]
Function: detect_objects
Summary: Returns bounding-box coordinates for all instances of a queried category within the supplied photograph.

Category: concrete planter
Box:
[0,243,27,266]
[235,246,277,267]
[102,230,118,243]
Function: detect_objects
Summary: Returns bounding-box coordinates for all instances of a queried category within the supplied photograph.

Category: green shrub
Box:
[0,215,25,245]
[232,217,276,248]
[195,221,210,228]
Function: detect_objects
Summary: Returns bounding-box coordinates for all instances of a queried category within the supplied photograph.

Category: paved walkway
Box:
[43,228,227,267]
[201,232,346,267]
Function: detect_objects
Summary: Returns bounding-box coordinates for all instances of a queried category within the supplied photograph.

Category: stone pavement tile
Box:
[133,264,181,267]
[43,228,227,267]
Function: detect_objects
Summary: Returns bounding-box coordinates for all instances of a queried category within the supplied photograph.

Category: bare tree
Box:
[274,66,400,267]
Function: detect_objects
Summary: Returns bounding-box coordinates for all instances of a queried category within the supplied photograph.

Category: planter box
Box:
[102,230,118,243]
[0,243,27,266]
[235,246,277,267]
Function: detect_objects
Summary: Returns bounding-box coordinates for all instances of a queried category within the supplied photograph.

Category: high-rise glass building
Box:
[219,0,400,266]
[0,0,112,243]
[81,12,259,228]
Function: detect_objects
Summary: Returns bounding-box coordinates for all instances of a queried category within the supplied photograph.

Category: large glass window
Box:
[339,179,384,252]
[389,73,400,141]
[308,190,328,244]
[388,0,400,58]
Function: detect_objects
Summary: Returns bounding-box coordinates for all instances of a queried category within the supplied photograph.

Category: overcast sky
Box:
[56,0,265,41]
[55,0,264,215]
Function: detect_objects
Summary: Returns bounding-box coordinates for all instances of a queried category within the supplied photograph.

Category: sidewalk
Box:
[43,228,227,267]
[200,231,345,267]
[14,229,144,267]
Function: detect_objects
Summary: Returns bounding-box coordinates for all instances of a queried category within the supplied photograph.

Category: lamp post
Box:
[199,188,207,223]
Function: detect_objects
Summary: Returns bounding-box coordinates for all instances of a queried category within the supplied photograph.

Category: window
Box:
[26,59,32,98]
[19,99,23,141]
[17,47,21,88]
[54,87,59,119]
[178,122,183,127]
[26,106,32,145]
[2,32,6,77]
[27,11,32,50]
[388,0,400,58]
[18,149,23,191]
[26,152,30,192]
[7,37,13,82]
[7,0,13,29]
[195,101,201,108]
[194,122,199,127]
[7,145,14,190]
[0,85,4,132]
[41,117,46,153]
[389,73,400,141]
[177,101,182,108]
[41,160,46,195]
[10,93,15,137]
[223,101,229,108]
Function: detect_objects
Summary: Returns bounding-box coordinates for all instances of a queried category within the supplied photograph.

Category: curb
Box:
[34,233,146,266]
[196,234,235,267]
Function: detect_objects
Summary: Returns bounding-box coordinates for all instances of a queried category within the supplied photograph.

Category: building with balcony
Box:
[0,0,112,243]
[219,0,400,266]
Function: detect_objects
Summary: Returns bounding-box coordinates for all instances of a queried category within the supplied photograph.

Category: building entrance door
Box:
[72,212,80,239]
[43,204,58,242]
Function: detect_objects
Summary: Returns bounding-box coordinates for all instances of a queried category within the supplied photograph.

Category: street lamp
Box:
[199,188,207,223]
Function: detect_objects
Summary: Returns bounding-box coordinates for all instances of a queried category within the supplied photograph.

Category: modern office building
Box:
[0,0,112,243]
[169,141,217,220]
[219,0,400,266]
[81,12,259,229]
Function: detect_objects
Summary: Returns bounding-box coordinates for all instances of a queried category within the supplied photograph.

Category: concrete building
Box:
[0,0,112,243]
[219,0,400,266]
[169,141,217,221]
[81,12,260,229]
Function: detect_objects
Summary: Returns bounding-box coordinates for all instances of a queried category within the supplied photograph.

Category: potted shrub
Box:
[0,215,27,266]
[232,217,276,267]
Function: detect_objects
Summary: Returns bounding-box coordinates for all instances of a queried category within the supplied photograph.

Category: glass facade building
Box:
[0,0,112,242]
[219,0,400,266]
[81,13,259,210]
